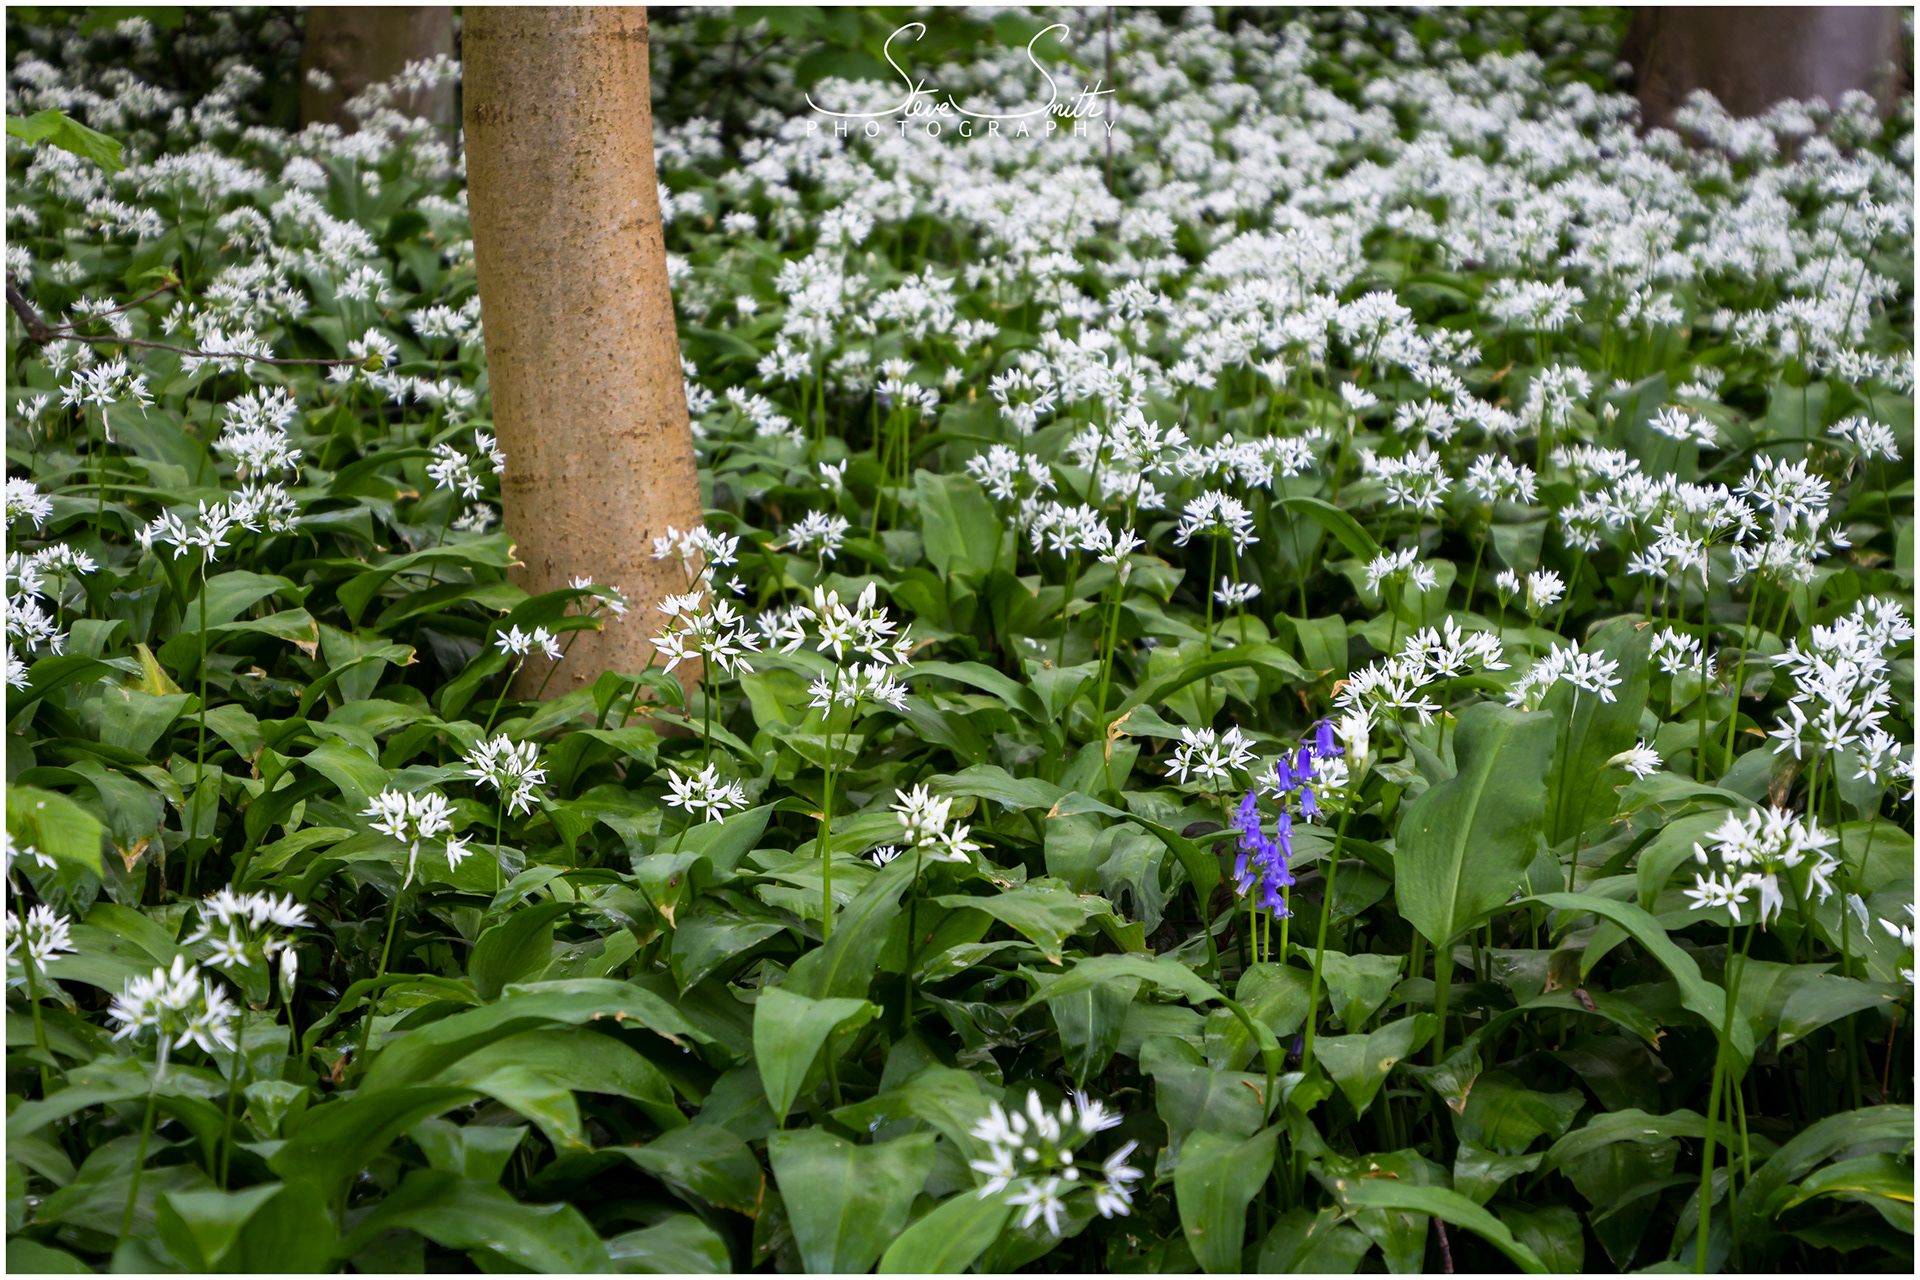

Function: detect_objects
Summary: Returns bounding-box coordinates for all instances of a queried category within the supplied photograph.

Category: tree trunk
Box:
[463,7,704,701]
[1624,7,1909,131]
[300,7,456,130]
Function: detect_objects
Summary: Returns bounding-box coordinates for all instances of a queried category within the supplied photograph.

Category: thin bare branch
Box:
[6,271,365,368]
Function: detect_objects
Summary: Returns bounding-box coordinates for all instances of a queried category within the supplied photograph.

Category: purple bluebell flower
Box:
[1311,718,1343,760]
[1232,790,1293,919]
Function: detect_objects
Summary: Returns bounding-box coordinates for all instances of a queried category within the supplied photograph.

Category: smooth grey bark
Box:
[1623,7,1908,131]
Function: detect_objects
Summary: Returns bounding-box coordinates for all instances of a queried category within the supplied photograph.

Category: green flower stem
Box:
[24,960,52,1094]
[1694,646,1714,782]
[219,1008,245,1189]
[533,628,587,703]
[482,656,526,736]
[118,1069,161,1250]
[189,559,211,894]
[1201,538,1219,721]
[816,667,847,940]
[1552,688,1581,871]
[1728,1070,1751,1269]
[360,881,406,1060]
[1300,805,1353,1080]
[1461,522,1487,618]
[1552,548,1586,634]
[1719,588,1759,770]
[1057,551,1080,666]
[1696,919,1754,1274]
[422,498,457,587]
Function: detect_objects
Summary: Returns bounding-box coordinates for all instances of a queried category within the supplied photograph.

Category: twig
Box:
[7,272,363,367]
[1433,1217,1454,1273]
[48,280,182,333]
[6,276,56,343]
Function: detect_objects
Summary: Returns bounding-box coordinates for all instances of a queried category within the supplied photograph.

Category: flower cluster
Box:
[1505,639,1624,711]
[5,904,74,978]
[891,785,981,864]
[465,735,548,816]
[363,788,467,886]
[654,591,760,678]
[108,956,238,1065]
[666,763,751,823]
[968,1092,1143,1232]
[182,888,308,972]
[1168,725,1258,787]
[1685,805,1840,927]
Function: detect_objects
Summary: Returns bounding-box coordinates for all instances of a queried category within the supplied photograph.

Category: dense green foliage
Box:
[4,6,1914,1274]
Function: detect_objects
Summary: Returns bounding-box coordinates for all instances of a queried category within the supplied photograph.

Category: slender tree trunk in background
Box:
[1624,7,1909,131]
[300,7,456,129]
[464,7,705,701]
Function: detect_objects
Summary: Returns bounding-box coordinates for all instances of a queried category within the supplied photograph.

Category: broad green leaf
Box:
[1735,1104,1914,1244]
[7,784,105,877]
[672,802,773,877]
[1146,1052,1266,1162]
[605,1214,731,1273]
[878,1187,1013,1273]
[617,1124,764,1215]
[752,986,879,1122]
[433,1026,684,1139]
[317,623,410,703]
[1775,974,1903,1048]
[1542,617,1650,842]
[1022,951,1225,1010]
[183,570,303,628]
[767,1128,937,1275]
[1177,1126,1280,1273]
[1276,495,1381,560]
[829,1065,997,1167]
[1328,1179,1546,1273]
[1315,1014,1434,1116]
[339,1168,613,1272]
[1454,1070,1583,1155]
[1452,1140,1544,1205]
[1396,701,1555,948]
[786,854,916,999]
[671,898,789,993]
[1527,892,1756,1068]
[939,762,1066,812]
[156,1180,335,1273]
[270,1086,476,1205]
[7,107,123,170]
[1500,1203,1585,1273]
[1257,1206,1373,1273]
[1778,1152,1915,1214]
[1540,1107,1707,1173]
[360,981,710,1091]
[915,469,1001,580]
[6,1240,92,1273]
[468,900,572,1000]
[156,1183,284,1271]
[909,661,1047,722]
[936,879,1101,963]
[409,1118,526,1183]
[298,739,389,814]
[1048,974,1139,1086]
[1319,950,1406,1030]
[1205,962,1311,1072]
[335,531,520,625]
